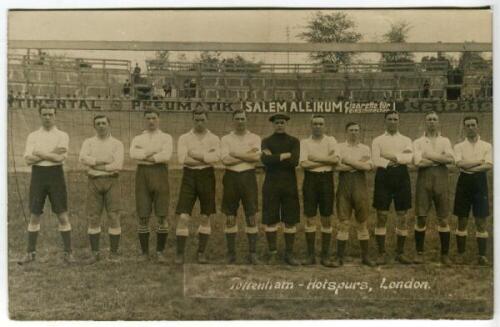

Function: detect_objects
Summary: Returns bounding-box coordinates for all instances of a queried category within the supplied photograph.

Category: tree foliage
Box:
[199,51,222,66]
[299,11,362,69]
[223,55,262,73]
[155,51,170,62]
[196,51,262,72]
[458,51,487,71]
[421,52,452,72]
[147,51,171,70]
[381,21,414,64]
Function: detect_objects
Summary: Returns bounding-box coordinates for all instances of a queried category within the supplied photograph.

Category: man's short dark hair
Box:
[93,115,110,125]
[144,109,160,117]
[232,109,246,118]
[192,108,208,119]
[38,106,56,115]
[345,122,360,130]
[311,114,325,121]
[384,110,399,119]
[463,116,479,125]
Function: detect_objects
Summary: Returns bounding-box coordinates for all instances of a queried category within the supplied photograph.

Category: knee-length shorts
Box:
[262,172,300,225]
[453,172,489,218]
[135,164,169,217]
[337,171,369,222]
[302,170,334,217]
[372,165,412,211]
[29,165,68,215]
[221,169,258,218]
[415,165,449,217]
[176,167,216,216]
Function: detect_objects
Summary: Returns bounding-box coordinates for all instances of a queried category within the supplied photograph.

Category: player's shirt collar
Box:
[230,130,250,136]
[423,131,441,138]
[464,135,482,144]
[189,128,213,137]
[95,133,113,141]
[142,129,162,135]
[308,134,329,141]
[38,126,59,133]
[344,141,362,147]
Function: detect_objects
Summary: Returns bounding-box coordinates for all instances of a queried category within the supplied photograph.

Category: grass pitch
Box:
[7,169,493,320]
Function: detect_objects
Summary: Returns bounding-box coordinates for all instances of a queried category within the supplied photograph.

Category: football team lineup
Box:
[6,10,493,318]
[16,106,493,268]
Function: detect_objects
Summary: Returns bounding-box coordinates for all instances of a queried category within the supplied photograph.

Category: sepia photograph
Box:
[5,5,494,320]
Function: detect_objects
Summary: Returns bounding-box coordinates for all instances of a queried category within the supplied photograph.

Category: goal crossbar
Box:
[9,40,492,52]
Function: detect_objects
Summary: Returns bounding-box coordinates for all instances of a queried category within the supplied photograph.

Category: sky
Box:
[7,9,493,68]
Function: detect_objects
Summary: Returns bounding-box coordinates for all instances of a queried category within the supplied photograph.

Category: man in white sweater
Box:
[130,109,173,263]
[371,110,413,265]
[79,115,124,263]
[175,108,220,264]
[19,106,74,265]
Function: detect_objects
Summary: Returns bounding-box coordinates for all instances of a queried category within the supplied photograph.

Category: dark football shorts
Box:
[175,167,216,216]
[29,165,68,215]
[453,172,489,218]
[415,165,449,218]
[302,170,334,217]
[337,171,369,223]
[262,172,300,225]
[221,169,258,218]
[135,164,169,218]
[372,165,412,211]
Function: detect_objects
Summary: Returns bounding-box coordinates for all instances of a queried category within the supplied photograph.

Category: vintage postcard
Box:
[6,7,493,320]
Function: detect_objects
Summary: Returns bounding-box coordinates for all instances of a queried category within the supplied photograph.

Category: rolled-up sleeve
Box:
[203,136,220,164]
[371,138,390,168]
[396,138,413,164]
[152,134,173,163]
[105,141,125,171]
[79,139,96,166]
[129,136,146,161]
